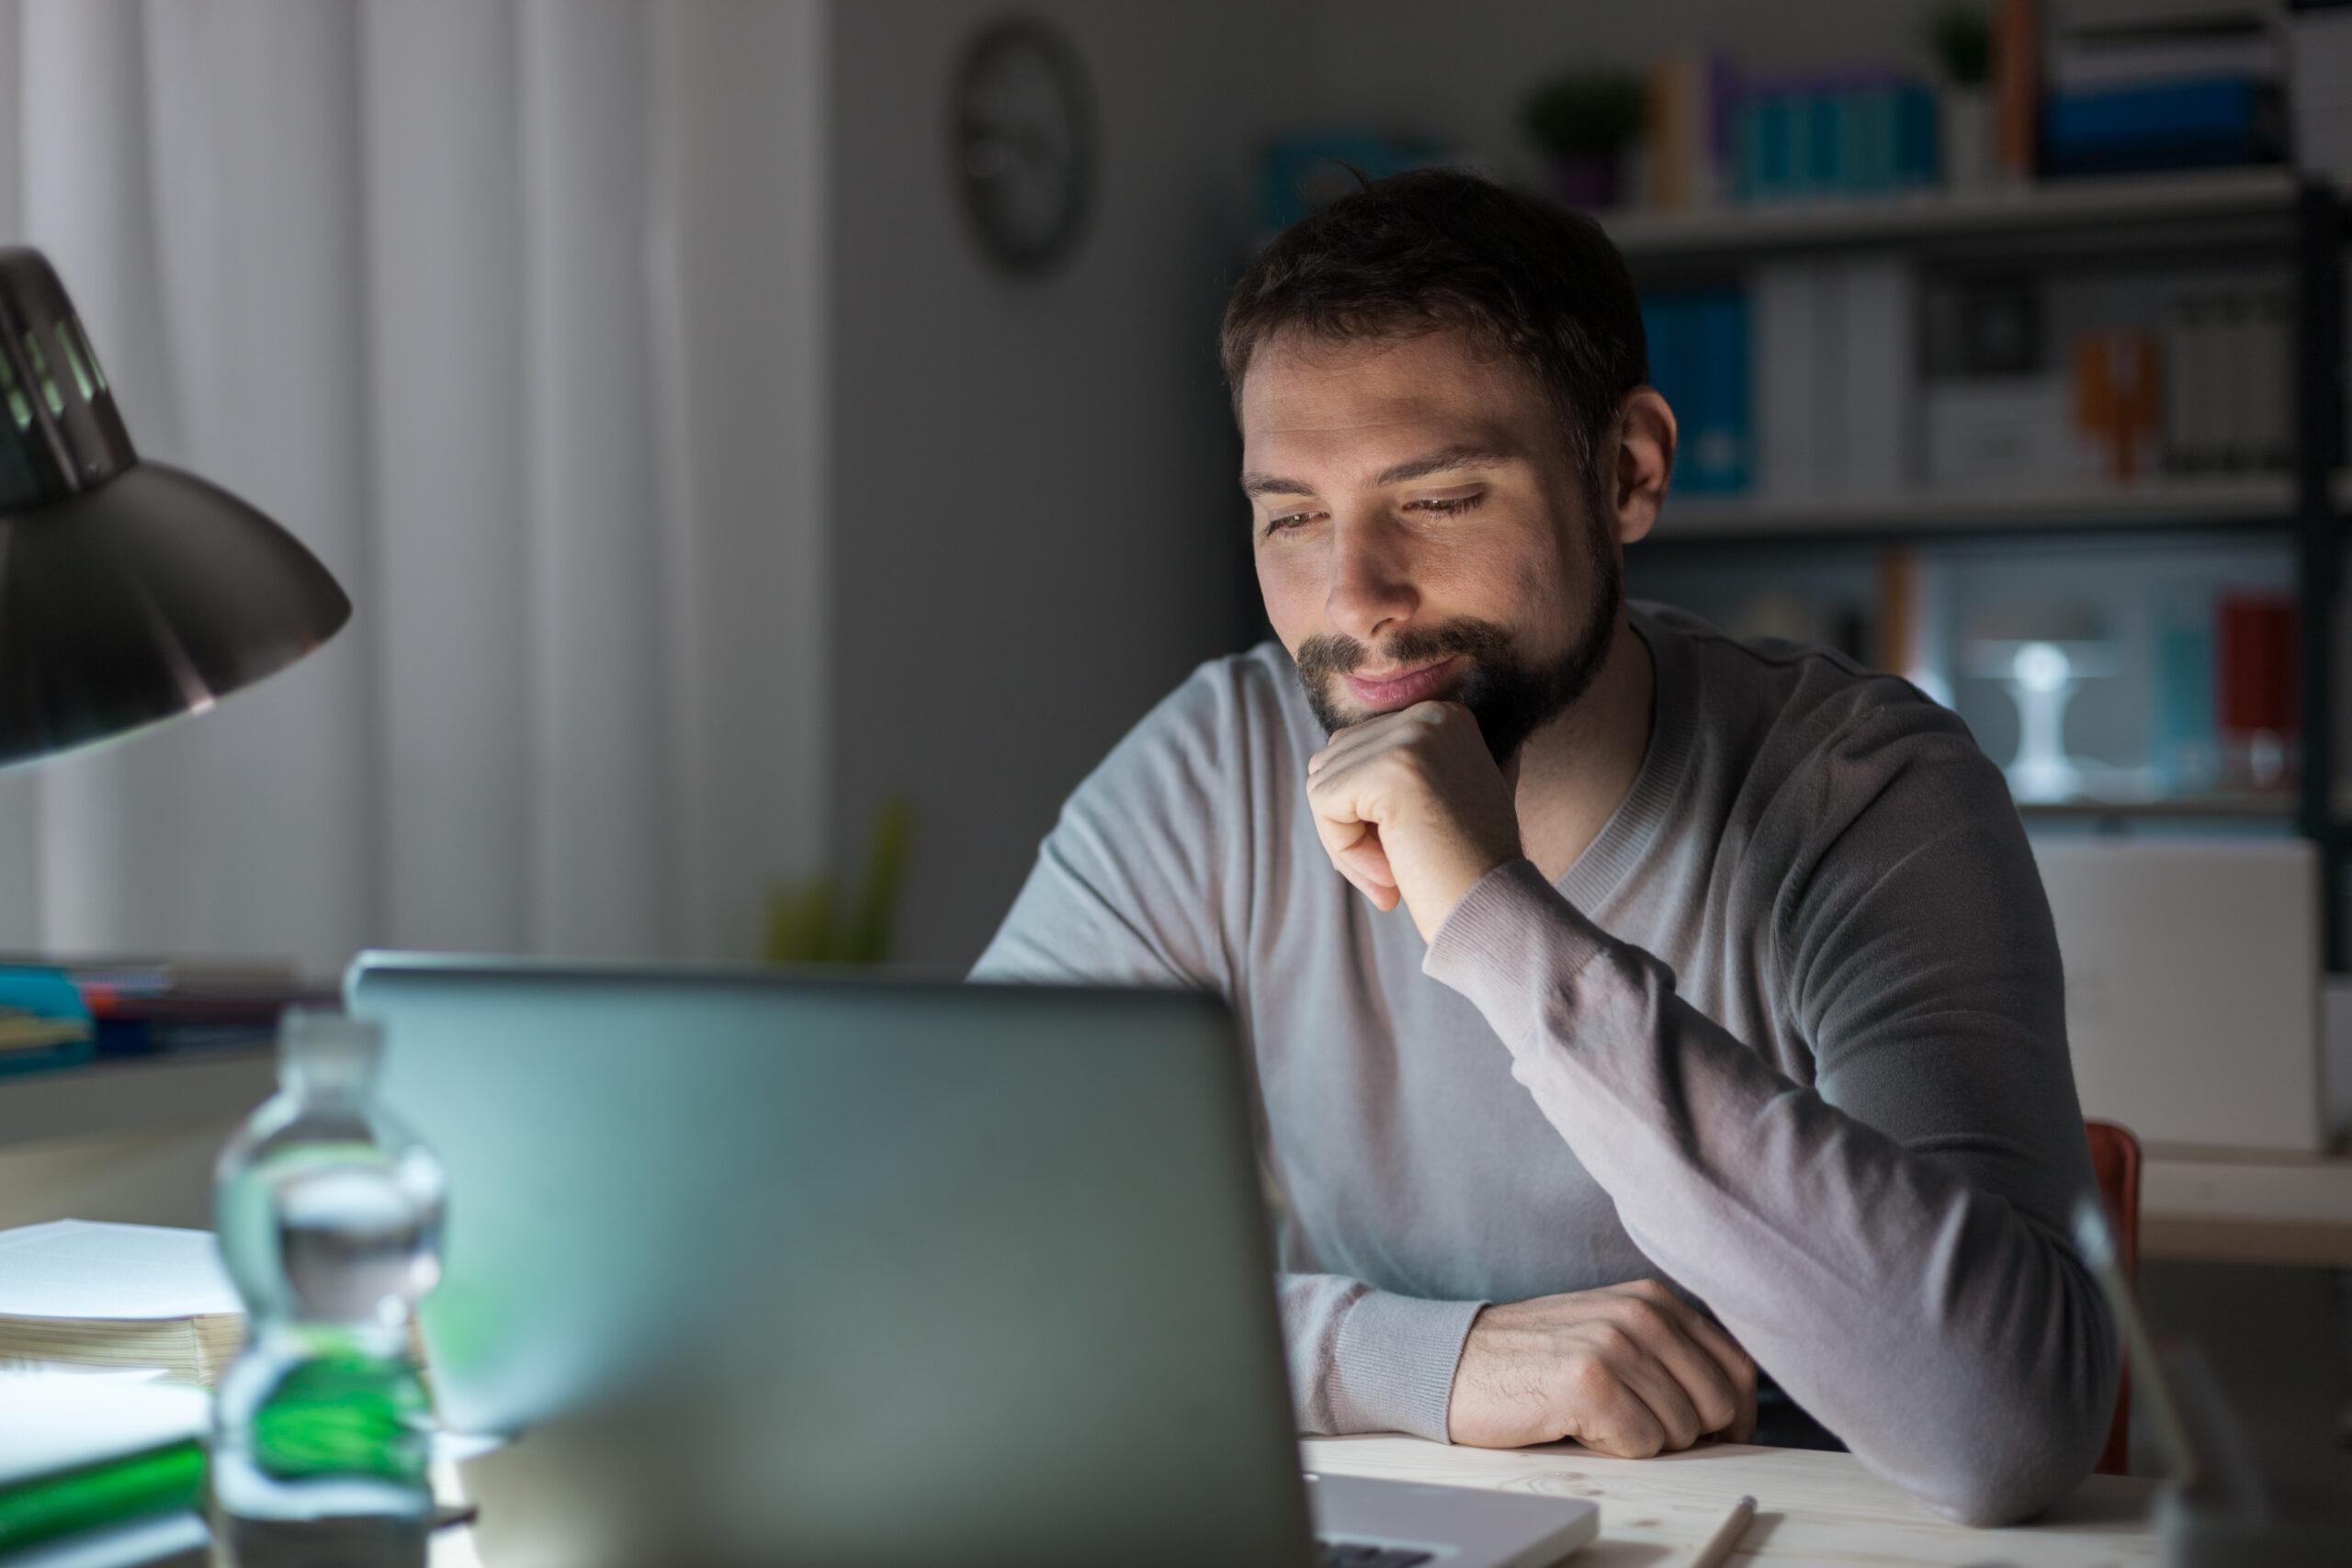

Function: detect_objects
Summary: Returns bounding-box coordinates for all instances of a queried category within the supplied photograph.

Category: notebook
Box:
[0,1222,243,1384]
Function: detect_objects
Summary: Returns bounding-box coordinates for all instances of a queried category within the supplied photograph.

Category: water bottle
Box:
[211,1010,447,1568]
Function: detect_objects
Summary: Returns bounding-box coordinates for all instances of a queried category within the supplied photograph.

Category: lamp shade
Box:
[0,247,349,767]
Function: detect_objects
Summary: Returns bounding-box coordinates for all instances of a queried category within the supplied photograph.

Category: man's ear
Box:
[1610,388,1676,547]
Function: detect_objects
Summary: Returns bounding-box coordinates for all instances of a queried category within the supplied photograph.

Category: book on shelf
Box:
[1729,68,1939,205]
[2161,286,2292,475]
[0,1223,243,1388]
[1996,0,2041,180]
[2049,24,2282,91]
[2042,75,2285,176]
[1641,51,1724,210]
[1638,289,1748,496]
[2041,2,2287,176]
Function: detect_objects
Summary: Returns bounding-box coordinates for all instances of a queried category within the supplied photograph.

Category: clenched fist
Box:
[1306,701,1521,942]
[1447,1280,1759,1456]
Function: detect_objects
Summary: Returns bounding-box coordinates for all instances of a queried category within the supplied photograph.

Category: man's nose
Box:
[1323,514,1419,645]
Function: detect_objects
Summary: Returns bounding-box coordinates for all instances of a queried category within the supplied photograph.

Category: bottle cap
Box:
[279,1008,383,1098]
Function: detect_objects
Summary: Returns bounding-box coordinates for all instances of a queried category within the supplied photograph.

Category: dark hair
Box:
[1220,166,1648,482]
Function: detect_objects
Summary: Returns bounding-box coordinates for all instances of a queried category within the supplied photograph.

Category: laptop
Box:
[346,954,1597,1567]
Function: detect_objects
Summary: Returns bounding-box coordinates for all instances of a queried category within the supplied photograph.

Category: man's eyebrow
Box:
[1240,470,1315,500]
[1239,443,1522,501]
[1370,443,1522,487]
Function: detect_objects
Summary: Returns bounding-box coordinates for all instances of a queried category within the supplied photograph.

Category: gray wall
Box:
[829,0,1298,966]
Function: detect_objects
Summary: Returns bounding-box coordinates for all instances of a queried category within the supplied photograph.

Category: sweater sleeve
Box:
[1421,716,2119,1527]
[970,660,1483,1444]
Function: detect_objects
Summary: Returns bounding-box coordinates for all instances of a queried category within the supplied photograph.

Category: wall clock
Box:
[952,17,1095,275]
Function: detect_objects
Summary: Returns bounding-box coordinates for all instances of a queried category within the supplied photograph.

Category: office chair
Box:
[2085,1118,2141,1475]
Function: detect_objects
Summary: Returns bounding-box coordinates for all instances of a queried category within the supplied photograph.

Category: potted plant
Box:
[1518,69,1645,209]
[1930,5,1995,190]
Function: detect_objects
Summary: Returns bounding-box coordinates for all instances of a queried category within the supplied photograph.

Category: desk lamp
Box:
[0,248,349,767]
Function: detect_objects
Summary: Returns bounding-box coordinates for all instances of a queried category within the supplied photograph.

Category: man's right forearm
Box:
[1278,1271,1485,1442]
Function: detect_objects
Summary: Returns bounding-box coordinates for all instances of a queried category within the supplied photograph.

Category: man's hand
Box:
[1446,1280,1759,1456]
[1306,701,1521,942]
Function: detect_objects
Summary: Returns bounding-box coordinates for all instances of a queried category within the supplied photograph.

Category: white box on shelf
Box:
[2033,837,2324,1154]
[2288,8,2352,185]
[1922,374,2086,489]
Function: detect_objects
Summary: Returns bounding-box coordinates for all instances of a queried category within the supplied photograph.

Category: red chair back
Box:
[2084,1119,2141,1475]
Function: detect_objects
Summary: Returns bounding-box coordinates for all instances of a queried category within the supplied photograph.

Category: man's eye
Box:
[1261,510,1320,536]
[1409,494,1483,516]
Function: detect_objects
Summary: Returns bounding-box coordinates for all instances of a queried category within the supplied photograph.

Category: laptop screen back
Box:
[346,955,1313,1566]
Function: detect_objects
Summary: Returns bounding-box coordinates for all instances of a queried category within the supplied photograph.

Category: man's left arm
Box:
[1315,702,2120,1527]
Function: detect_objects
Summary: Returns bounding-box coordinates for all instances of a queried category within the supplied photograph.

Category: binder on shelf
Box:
[1838,256,1917,496]
[1747,257,1916,500]
[1694,292,1750,496]
[1640,289,1749,498]
[2041,76,2285,177]
[1752,261,1820,500]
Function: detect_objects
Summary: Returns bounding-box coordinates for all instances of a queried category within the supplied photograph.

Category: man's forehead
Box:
[1238,328,1539,464]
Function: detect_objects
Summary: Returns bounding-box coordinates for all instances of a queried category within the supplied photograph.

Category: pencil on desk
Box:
[1688,1494,1755,1568]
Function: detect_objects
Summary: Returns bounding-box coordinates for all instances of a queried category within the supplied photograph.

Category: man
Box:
[972,168,2117,1528]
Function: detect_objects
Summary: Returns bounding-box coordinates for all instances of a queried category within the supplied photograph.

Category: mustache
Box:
[1294,618,1517,685]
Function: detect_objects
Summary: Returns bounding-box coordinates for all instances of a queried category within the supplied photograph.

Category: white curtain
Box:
[0,0,831,975]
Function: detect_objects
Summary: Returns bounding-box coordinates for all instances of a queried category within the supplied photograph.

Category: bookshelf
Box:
[1613,172,2347,964]
[1650,473,2302,547]
[2018,793,2296,824]
[1600,165,2301,261]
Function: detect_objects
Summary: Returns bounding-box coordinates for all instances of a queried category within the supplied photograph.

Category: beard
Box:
[1290,534,1623,767]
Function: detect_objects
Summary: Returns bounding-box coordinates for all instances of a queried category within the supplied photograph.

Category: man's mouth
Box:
[1341,656,1463,711]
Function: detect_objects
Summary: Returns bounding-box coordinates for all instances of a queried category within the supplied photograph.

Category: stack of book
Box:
[0,956,328,1077]
[2161,284,2293,476]
[1728,67,1942,204]
[2041,3,2286,176]
[0,1223,458,1564]
[1632,51,1943,209]
[0,1223,245,1387]
[0,1380,209,1568]
[1,1224,233,1562]
[0,971,92,1078]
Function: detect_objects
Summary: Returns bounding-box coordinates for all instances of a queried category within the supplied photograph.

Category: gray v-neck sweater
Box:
[972,601,2118,1527]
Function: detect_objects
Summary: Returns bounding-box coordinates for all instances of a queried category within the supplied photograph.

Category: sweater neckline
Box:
[1557,602,1698,909]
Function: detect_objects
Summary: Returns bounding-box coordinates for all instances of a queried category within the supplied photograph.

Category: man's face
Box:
[1239,325,1623,765]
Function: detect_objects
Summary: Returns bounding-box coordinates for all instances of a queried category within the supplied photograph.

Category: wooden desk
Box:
[2143,1151,2352,1268]
[427,1437,2162,1567]
[1303,1436,2161,1566]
